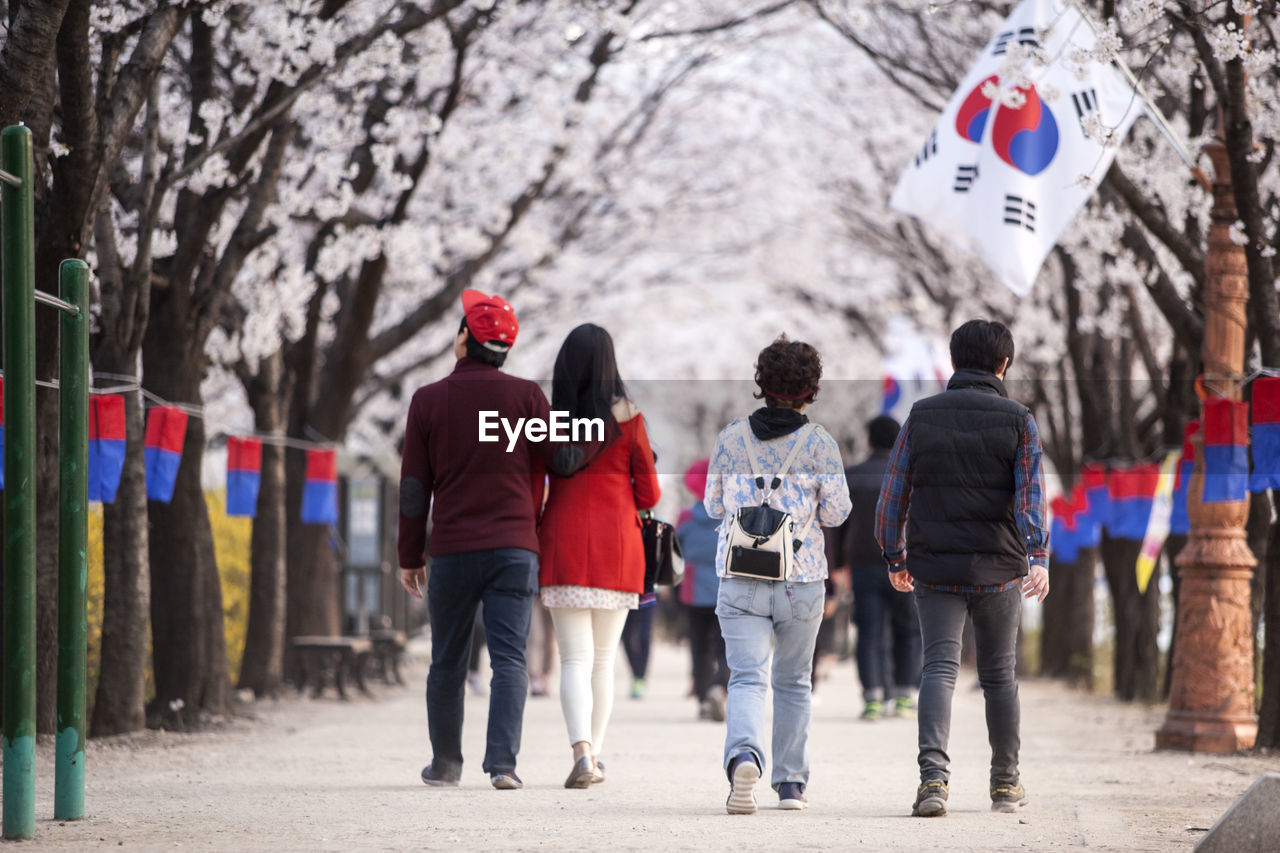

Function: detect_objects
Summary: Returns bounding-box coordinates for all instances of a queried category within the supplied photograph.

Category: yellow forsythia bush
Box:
[206,490,252,685]
[85,493,253,705]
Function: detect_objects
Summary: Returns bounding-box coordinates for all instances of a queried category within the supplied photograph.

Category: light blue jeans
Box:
[716,576,825,791]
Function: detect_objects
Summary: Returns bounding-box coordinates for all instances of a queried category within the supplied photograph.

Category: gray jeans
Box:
[914,584,1022,787]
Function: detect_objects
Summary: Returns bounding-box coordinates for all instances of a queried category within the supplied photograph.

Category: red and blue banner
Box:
[88,394,127,503]
[1250,377,1280,493]
[1077,463,1108,546]
[1107,463,1159,541]
[144,406,188,503]
[301,448,338,525]
[226,437,262,518]
[1203,398,1249,503]
[1049,494,1080,563]
[1169,421,1199,535]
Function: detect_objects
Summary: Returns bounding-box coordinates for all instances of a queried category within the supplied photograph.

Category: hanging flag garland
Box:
[1078,462,1108,546]
[144,406,189,503]
[226,436,262,518]
[300,448,339,525]
[1202,398,1249,504]
[1169,421,1199,536]
[1049,494,1080,563]
[1107,463,1159,541]
[1250,377,1280,493]
[88,394,127,503]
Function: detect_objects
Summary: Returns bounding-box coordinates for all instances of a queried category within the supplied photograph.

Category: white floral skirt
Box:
[540,584,638,610]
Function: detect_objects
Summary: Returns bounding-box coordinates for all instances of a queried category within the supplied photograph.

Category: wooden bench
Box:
[369,629,408,685]
[291,636,373,699]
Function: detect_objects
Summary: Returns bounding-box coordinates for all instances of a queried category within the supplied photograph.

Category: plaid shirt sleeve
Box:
[874,419,911,566]
[1015,412,1049,568]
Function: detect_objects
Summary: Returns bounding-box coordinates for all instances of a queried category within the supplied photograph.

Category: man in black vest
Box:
[874,319,1050,818]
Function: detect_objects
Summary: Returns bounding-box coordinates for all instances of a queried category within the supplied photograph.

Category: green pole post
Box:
[55,259,89,820]
[1,124,37,840]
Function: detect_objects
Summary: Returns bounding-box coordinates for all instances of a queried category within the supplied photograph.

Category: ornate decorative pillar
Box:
[1156,138,1257,753]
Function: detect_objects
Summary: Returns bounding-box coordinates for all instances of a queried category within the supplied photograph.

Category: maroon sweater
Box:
[398,358,555,566]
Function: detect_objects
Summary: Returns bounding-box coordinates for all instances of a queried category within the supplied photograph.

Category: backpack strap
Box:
[772,424,816,490]
[735,421,821,552]
[732,421,766,492]
[735,421,816,500]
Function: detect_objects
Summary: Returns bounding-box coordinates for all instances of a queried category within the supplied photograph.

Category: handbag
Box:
[723,422,817,582]
[640,513,685,592]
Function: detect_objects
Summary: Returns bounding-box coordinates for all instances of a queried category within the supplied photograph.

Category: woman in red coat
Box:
[538,323,660,789]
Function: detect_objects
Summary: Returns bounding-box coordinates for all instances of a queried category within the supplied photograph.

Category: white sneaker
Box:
[726,755,760,815]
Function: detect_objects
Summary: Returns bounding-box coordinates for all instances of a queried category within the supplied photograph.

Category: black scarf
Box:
[747,407,809,441]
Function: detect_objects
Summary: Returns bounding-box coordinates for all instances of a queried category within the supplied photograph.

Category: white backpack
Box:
[723,422,817,582]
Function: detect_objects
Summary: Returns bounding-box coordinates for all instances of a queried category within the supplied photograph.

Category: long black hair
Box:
[552,323,627,451]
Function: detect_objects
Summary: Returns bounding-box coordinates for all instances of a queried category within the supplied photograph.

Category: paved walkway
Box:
[23,639,1278,851]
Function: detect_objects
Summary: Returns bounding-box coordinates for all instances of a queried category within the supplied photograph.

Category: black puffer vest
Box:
[905,369,1028,587]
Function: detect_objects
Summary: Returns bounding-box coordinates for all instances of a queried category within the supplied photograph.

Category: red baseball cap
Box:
[461,289,519,350]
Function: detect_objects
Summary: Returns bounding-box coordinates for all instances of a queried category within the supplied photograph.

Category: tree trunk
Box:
[238,350,290,697]
[285,456,342,648]
[1040,551,1095,689]
[1100,536,1160,702]
[1161,533,1186,701]
[1247,485,1271,690]
[1257,493,1280,748]
[141,329,229,727]
[89,348,150,735]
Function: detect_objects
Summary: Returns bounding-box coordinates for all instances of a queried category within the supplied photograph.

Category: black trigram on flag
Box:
[1003,194,1036,232]
[914,130,938,168]
[954,164,979,193]
[993,26,1039,56]
[1071,89,1099,138]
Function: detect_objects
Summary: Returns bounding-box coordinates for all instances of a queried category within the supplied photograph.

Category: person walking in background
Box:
[875,319,1050,818]
[706,336,851,814]
[526,601,555,697]
[840,415,921,721]
[675,458,728,722]
[621,596,656,699]
[537,323,661,789]
[398,290,584,791]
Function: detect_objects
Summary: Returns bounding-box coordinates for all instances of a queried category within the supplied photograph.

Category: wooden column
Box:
[1156,138,1257,753]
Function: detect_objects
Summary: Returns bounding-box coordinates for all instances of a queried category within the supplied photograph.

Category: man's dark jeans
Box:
[851,564,921,702]
[426,547,537,776]
[914,584,1021,787]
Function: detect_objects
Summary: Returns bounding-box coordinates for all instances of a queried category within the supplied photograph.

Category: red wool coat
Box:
[538,415,661,593]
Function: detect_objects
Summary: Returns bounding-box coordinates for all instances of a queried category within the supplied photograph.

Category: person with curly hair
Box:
[704,335,851,814]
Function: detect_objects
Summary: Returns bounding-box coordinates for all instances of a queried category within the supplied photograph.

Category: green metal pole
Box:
[1,124,37,840]
[56,259,89,820]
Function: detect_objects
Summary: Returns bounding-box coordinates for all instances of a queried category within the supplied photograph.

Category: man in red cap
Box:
[399,289,583,791]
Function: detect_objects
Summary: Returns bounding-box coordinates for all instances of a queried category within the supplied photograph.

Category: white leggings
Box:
[548,607,630,754]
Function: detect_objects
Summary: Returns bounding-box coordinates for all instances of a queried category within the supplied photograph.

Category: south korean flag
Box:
[890,0,1141,296]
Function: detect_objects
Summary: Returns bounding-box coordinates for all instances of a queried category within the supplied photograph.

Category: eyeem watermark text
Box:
[478,410,605,452]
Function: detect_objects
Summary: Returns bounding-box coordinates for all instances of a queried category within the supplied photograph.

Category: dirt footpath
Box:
[20,640,1279,851]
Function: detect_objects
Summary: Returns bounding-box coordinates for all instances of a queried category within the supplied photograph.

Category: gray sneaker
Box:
[990,781,1028,812]
[912,779,948,817]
